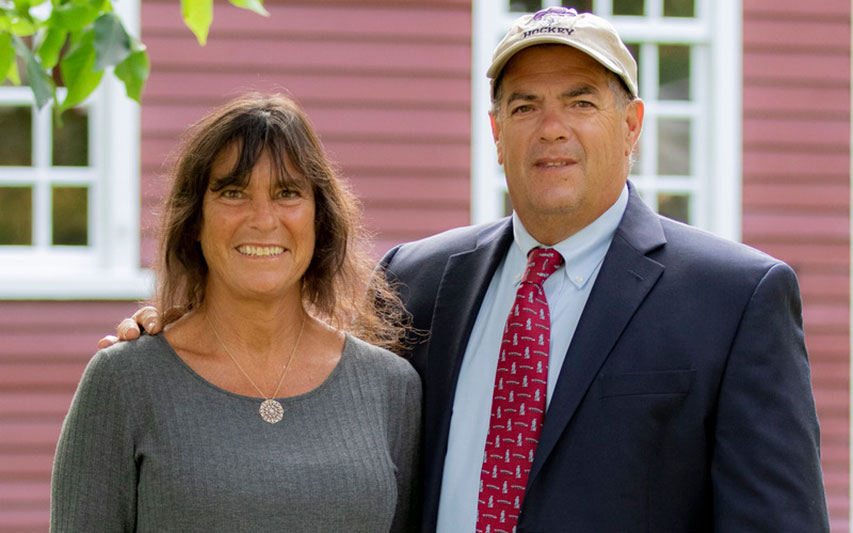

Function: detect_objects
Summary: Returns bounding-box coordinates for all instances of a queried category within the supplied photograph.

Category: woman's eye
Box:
[278,189,299,199]
[222,189,243,199]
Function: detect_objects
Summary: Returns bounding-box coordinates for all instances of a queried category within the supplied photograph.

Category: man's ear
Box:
[490,111,504,166]
[624,98,644,156]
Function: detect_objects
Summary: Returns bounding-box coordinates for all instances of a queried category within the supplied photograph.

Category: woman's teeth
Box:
[237,245,284,257]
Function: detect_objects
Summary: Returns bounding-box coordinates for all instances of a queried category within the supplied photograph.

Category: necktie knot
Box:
[522,248,564,286]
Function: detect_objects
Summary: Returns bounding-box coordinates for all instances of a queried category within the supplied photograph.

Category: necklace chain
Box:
[207,313,307,401]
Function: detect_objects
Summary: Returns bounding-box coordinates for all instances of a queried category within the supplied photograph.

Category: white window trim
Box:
[708,0,742,241]
[0,0,152,299]
[470,0,742,243]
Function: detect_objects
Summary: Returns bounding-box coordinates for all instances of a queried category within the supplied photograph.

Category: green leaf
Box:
[52,2,101,32]
[181,0,212,46]
[11,0,31,14]
[9,14,36,35]
[6,60,21,85]
[0,32,19,84]
[114,48,148,102]
[37,26,67,69]
[12,34,54,107]
[58,28,102,111]
[93,12,129,69]
[228,0,269,17]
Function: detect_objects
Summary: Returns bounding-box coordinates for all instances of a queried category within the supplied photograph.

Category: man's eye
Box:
[511,105,534,115]
[574,100,594,108]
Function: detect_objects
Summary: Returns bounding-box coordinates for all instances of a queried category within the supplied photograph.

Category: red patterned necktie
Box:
[476,247,564,533]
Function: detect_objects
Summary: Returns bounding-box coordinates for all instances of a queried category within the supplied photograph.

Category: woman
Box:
[50,93,421,532]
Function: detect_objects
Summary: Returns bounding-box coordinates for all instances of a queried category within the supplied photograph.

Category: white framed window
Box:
[471,0,742,241]
[0,0,151,299]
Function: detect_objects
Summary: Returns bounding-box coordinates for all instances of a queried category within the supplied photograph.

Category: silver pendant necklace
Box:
[207,313,306,424]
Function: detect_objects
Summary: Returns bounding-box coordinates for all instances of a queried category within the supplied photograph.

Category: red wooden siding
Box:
[0,301,141,531]
[139,0,473,264]
[742,1,850,530]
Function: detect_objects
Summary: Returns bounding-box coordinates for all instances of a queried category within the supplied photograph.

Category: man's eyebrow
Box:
[563,85,599,98]
[505,85,600,106]
[505,91,539,106]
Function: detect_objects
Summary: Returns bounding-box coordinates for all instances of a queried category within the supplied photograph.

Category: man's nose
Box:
[539,108,570,143]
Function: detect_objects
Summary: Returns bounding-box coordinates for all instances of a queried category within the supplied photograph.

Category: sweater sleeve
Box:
[51,348,138,532]
[389,364,423,533]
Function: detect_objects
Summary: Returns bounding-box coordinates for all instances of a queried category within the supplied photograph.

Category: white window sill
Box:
[0,269,154,300]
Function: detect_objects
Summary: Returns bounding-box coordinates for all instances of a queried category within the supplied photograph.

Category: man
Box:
[110,7,828,532]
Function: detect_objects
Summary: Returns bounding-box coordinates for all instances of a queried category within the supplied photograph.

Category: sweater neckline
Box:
[152,333,351,404]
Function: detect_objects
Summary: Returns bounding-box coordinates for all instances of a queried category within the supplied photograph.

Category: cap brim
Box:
[487,36,630,93]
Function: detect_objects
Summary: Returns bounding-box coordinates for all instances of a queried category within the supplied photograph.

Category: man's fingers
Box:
[132,306,163,335]
[117,318,142,341]
[97,335,119,350]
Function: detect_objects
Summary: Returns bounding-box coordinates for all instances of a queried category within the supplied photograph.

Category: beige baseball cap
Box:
[488,7,638,98]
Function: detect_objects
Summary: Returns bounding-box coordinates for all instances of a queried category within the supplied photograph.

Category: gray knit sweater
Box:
[51,333,421,532]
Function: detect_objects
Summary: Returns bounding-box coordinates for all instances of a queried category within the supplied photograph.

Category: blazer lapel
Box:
[425,219,514,436]
[421,219,514,522]
[527,187,668,486]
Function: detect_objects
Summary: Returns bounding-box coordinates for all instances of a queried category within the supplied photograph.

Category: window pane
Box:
[658,193,690,223]
[53,107,89,166]
[0,186,33,245]
[659,45,691,100]
[0,106,33,166]
[664,0,694,17]
[658,118,691,175]
[509,0,541,11]
[52,186,89,246]
[613,0,644,15]
[561,0,594,12]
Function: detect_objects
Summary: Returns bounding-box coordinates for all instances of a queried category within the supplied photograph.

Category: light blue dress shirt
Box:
[435,185,629,532]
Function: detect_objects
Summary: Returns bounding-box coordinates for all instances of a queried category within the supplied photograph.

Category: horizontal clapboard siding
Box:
[139,0,473,264]
[0,301,141,531]
[742,1,850,530]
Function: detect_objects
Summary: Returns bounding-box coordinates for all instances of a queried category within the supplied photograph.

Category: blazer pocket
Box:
[598,369,695,399]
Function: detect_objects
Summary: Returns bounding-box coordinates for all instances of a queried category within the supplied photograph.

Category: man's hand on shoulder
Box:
[96,306,164,349]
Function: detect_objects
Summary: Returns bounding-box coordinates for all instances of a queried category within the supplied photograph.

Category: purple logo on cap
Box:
[532,7,577,21]
[523,7,578,39]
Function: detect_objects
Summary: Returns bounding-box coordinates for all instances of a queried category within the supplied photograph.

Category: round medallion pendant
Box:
[259,399,284,424]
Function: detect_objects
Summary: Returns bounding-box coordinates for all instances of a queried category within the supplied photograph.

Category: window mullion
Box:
[596,0,613,17]
[640,41,659,201]
[33,104,52,249]
[33,177,51,250]
[648,0,664,19]
[691,43,709,230]
[615,19,708,43]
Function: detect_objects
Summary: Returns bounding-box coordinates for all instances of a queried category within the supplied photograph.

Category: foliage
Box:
[0,0,269,112]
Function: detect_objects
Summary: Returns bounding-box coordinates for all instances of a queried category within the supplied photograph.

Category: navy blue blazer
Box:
[381,186,829,532]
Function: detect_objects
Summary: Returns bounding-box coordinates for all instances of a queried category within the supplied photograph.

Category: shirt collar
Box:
[511,184,629,289]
